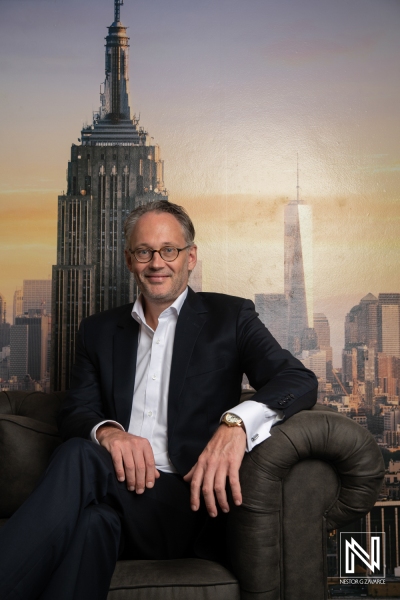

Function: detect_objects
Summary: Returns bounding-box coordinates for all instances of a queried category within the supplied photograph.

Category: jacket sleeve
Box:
[57,319,108,441]
[237,299,318,419]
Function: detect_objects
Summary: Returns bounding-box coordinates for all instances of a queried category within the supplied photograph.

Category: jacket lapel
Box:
[113,307,139,430]
[168,288,208,438]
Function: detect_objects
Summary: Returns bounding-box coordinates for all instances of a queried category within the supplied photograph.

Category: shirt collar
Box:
[131,287,188,326]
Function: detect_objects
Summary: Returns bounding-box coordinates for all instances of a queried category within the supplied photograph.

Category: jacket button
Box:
[278,400,287,406]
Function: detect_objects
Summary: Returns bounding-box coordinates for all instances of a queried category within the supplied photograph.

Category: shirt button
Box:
[147,411,153,417]
[152,374,156,380]
[156,339,161,344]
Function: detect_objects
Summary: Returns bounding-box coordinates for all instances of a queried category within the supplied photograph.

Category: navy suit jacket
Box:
[58,288,318,475]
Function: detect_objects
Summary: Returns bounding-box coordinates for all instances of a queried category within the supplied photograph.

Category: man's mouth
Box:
[145,274,170,282]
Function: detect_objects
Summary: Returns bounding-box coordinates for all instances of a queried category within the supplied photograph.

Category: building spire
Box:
[100,0,131,123]
[81,0,145,144]
[114,0,123,24]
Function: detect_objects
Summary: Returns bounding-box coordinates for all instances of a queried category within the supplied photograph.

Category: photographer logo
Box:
[339,532,385,579]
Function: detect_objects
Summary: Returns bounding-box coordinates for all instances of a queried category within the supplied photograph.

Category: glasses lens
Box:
[160,246,179,261]
[134,248,152,262]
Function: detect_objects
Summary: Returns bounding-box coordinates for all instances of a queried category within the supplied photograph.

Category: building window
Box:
[136,175,144,196]
[85,176,92,195]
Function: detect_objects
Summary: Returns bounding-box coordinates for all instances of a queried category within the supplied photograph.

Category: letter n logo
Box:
[345,536,380,573]
[339,532,385,578]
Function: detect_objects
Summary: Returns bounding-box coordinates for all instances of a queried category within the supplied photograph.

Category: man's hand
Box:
[96,425,160,493]
[183,424,246,517]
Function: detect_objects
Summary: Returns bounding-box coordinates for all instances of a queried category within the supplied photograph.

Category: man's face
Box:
[125,211,197,306]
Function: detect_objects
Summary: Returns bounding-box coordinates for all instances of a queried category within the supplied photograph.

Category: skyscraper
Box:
[9,325,28,381]
[344,293,378,349]
[255,294,289,349]
[314,312,333,380]
[284,171,313,354]
[298,349,326,382]
[51,0,168,391]
[378,294,400,358]
[0,294,5,324]
[378,353,400,398]
[359,293,378,349]
[313,313,330,348]
[23,280,51,316]
[0,293,10,352]
[13,289,23,324]
[13,315,50,382]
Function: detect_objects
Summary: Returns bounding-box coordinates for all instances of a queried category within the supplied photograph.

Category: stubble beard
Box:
[134,267,189,305]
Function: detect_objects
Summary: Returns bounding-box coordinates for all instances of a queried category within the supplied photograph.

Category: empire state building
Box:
[51,0,168,391]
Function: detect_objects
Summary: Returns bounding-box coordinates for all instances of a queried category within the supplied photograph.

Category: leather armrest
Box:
[246,405,384,529]
[227,405,384,599]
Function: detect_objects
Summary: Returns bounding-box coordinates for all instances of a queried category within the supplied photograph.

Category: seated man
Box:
[0,201,317,600]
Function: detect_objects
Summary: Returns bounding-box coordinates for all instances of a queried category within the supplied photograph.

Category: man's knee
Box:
[86,504,121,535]
[83,504,122,556]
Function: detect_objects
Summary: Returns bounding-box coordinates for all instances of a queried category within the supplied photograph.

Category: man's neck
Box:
[140,288,188,331]
[142,299,170,331]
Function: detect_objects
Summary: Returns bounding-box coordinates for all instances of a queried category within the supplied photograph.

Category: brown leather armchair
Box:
[0,391,384,599]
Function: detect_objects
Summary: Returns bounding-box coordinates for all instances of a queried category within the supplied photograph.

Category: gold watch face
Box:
[224,413,242,426]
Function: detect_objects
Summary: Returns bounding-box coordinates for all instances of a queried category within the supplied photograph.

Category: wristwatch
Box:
[221,412,245,429]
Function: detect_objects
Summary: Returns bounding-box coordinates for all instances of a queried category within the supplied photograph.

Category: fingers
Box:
[189,462,241,517]
[183,465,195,482]
[187,463,203,513]
[99,429,158,493]
[200,463,220,518]
[110,446,126,483]
[213,468,230,514]
[142,442,157,486]
[124,437,157,493]
[186,426,246,517]
[227,467,242,507]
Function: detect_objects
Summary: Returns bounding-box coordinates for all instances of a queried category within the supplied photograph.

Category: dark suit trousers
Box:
[0,438,208,600]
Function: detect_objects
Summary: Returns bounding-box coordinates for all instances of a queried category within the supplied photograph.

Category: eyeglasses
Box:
[128,245,191,263]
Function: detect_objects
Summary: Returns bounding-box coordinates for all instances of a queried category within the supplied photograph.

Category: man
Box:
[0,201,317,600]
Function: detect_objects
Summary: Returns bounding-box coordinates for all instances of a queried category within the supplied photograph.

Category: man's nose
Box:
[149,250,165,267]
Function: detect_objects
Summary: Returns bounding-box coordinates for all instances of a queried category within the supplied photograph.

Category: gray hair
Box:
[123,201,195,249]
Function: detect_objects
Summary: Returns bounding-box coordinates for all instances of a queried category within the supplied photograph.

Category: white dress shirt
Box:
[91,287,282,471]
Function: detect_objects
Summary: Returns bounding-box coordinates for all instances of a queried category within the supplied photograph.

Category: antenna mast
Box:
[114,0,123,23]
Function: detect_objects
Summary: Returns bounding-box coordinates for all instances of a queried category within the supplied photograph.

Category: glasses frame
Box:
[128,245,192,263]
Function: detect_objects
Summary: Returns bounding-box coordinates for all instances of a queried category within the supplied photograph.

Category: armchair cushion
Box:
[109,559,239,599]
[0,414,60,517]
[0,390,63,427]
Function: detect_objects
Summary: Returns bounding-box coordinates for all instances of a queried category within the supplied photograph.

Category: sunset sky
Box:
[0,0,399,363]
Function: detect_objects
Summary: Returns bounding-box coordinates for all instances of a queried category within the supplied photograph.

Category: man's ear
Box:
[124,249,133,272]
[188,244,197,271]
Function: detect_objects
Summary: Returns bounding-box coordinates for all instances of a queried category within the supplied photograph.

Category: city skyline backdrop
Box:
[0,0,399,364]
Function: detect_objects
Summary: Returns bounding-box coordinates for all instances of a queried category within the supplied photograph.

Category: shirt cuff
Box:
[221,400,283,452]
[90,420,125,444]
